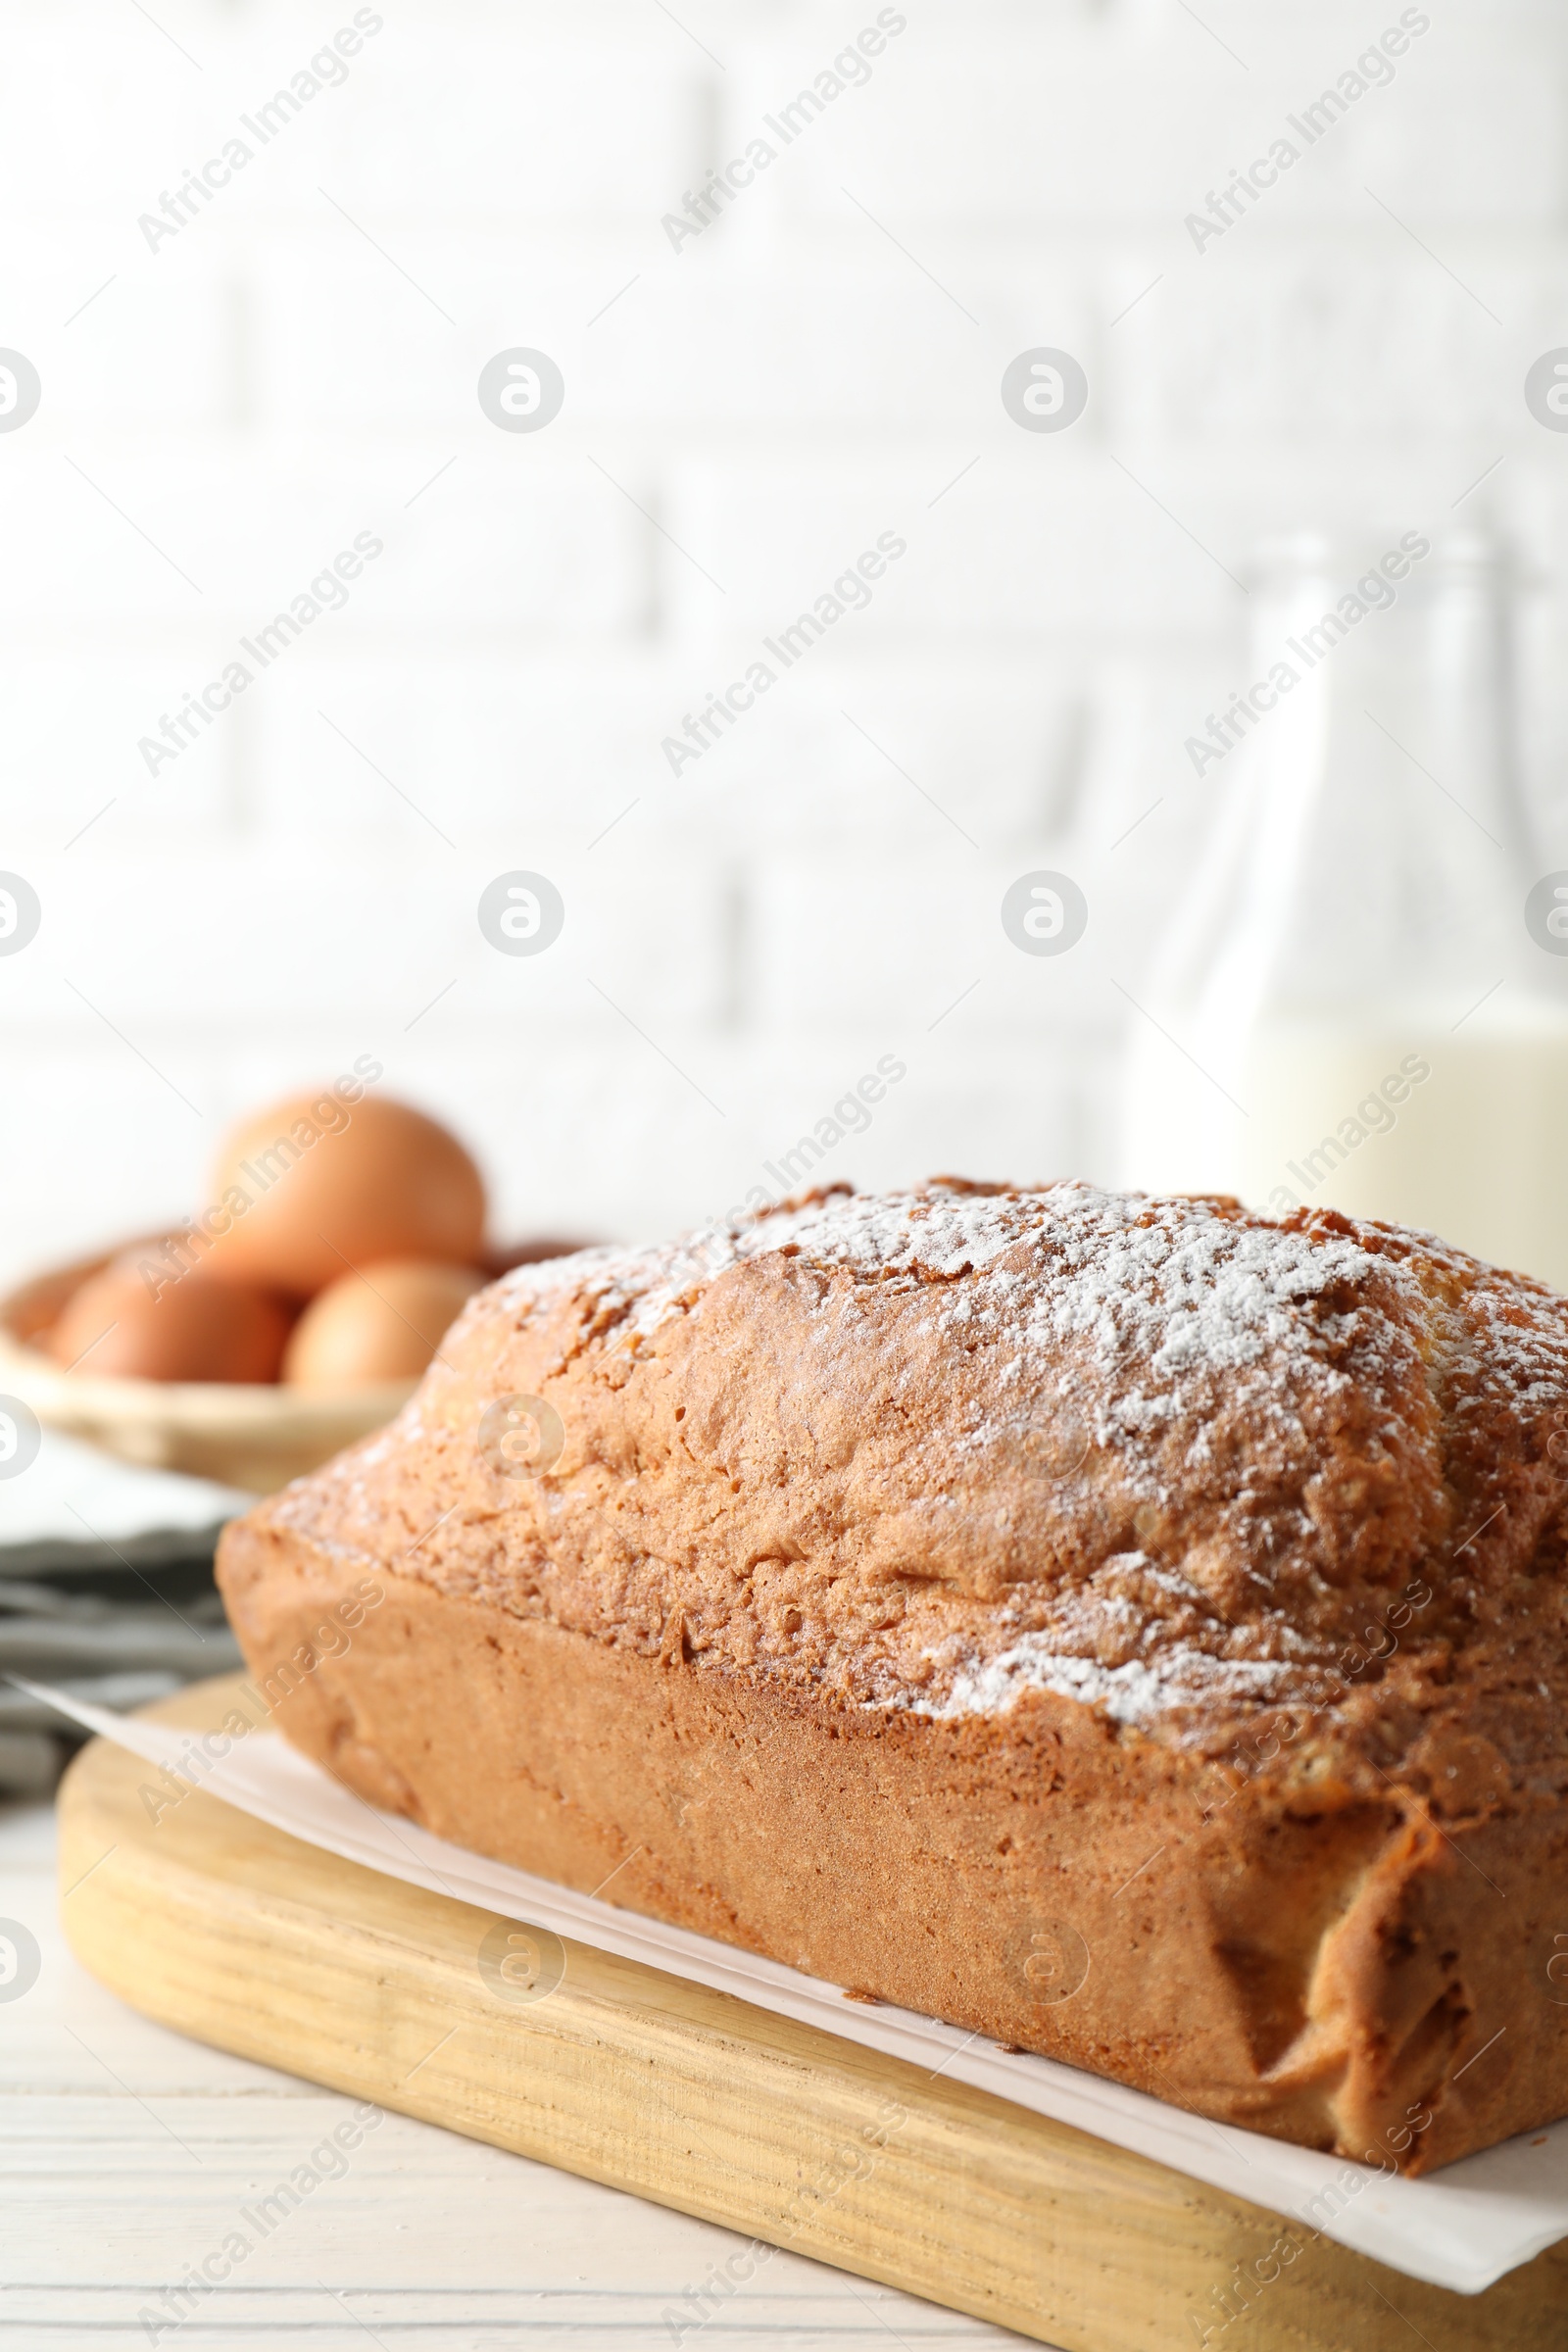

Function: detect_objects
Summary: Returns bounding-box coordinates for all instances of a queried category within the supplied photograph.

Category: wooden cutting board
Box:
[57,1675,1568,2351]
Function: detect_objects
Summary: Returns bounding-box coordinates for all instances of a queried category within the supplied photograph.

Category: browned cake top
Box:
[263,1181,1568,1785]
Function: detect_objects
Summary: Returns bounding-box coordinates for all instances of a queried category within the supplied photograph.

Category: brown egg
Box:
[48,1255,293,1384]
[205,1089,486,1296]
[282,1258,487,1392]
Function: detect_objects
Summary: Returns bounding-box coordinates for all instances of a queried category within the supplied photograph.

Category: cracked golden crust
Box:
[217,1181,1568,2168]
[246,1182,1568,1783]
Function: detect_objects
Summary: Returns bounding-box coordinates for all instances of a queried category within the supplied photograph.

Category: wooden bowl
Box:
[0,1245,415,1495]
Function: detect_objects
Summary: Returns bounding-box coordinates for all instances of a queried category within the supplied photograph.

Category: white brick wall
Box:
[2,0,1567,1275]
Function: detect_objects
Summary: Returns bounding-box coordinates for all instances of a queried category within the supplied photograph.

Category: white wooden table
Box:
[0,1796,1027,2351]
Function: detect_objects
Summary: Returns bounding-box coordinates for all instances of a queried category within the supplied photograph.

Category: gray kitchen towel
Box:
[0,1428,249,1795]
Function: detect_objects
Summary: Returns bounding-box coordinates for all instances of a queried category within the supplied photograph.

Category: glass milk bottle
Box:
[1120,528,1568,1290]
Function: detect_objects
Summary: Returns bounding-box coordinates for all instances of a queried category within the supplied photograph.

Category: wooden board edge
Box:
[54,1677,1568,2352]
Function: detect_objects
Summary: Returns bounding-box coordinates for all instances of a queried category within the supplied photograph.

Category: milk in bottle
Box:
[1121,531,1568,1289]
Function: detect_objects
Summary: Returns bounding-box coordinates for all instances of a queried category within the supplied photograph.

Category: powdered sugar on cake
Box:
[491,1182,1389,1483]
[915,1638,1308,1725]
[494,1181,1381,1385]
[304,1181,1568,1740]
